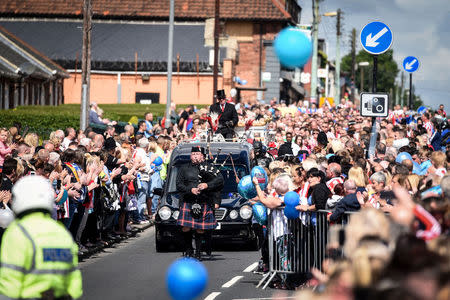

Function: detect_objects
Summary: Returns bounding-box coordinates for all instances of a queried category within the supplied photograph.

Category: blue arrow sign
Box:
[360,21,393,55]
[403,56,419,73]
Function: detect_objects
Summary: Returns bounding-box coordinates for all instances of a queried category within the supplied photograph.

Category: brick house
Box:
[0,0,302,105]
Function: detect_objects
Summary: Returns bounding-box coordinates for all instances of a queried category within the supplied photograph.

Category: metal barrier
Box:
[257,209,354,289]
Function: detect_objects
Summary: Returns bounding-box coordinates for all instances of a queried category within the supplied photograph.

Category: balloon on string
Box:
[237,175,257,199]
[250,166,268,190]
[252,202,267,225]
[153,156,163,166]
[166,258,208,300]
[274,27,312,69]
[284,205,299,219]
[283,191,300,207]
[395,152,413,164]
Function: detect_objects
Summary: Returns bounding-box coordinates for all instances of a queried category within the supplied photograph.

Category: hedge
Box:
[0,104,206,138]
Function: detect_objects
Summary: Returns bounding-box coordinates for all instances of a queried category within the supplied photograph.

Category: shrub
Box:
[0,104,207,138]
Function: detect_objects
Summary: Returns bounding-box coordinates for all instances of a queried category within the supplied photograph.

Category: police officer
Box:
[210,90,238,139]
[176,146,224,260]
[0,175,82,299]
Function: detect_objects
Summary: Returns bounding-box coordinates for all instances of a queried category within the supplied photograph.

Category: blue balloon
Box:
[284,205,299,220]
[153,156,163,166]
[274,27,312,68]
[417,106,427,115]
[252,202,267,225]
[166,258,208,300]
[396,152,413,164]
[251,166,268,190]
[284,191,300,207]
[237,175,257,200]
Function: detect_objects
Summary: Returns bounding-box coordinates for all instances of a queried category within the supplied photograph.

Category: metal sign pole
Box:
[409,73,413,110]
[368,55,378,158]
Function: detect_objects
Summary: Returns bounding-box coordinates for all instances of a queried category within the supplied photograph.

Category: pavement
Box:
[79,224,298,300]
[78,221,154,261]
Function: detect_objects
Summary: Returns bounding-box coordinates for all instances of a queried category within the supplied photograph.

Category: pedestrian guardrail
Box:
[257,209,354,289]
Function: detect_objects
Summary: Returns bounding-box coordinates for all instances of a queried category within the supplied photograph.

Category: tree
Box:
[341,49,399,94]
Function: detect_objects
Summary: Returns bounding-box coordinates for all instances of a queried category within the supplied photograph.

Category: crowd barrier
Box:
[257,209,353,289]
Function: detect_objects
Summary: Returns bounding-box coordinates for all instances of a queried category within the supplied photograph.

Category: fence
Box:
[257,209,353,289]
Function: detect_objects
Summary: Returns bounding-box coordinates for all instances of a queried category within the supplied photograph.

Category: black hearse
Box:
[154,142,256,251]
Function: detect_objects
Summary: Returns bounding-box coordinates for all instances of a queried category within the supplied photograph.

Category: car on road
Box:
[154,142,257,252]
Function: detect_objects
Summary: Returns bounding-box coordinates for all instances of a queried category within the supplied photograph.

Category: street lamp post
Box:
[323,9,342,106]
[358,61,369,92]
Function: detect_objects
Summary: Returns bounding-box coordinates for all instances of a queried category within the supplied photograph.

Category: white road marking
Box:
[243,262,259,272]
[204,292,221,300]
[222,275,244,288]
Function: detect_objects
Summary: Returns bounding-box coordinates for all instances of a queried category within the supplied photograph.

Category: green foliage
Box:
[341,49,399,94]
[0,103,206,138]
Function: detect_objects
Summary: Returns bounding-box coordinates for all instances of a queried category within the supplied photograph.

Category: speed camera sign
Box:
[360,93,389,117]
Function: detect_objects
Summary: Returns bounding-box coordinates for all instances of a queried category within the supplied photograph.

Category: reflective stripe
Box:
[0,262,27,273]
[16,223,36,272]
[30,267,79,275]
[0,263,78,275]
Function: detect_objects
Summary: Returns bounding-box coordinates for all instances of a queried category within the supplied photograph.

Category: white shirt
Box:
[133,147,151,180]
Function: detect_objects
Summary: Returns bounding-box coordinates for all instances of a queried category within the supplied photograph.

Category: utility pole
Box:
[350,28,356,103]
[335,9,342,106]
[165,0,175,128]
[310,0,319,104]
[212,0,220,104]
[80,0,92,131]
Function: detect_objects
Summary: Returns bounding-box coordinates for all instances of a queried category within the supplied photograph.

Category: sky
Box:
[298,0,450,110]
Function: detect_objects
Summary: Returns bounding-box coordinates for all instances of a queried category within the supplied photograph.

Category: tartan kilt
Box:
[177,202,217,230]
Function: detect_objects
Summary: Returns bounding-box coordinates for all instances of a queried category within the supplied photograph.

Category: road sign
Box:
[360,21,393,55]
[403,56,419,73]
[360,93,389,117]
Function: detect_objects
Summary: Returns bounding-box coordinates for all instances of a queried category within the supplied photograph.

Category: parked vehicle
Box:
[154,142,257,252]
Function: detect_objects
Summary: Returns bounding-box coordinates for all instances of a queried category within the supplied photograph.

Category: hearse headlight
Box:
[172,210,180,220]
[158,206,172,221]
[229,210,238,220]
[239,205,252,220]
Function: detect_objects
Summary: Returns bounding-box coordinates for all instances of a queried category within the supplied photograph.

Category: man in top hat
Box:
[210,89,238,139]
[176,146,224,259]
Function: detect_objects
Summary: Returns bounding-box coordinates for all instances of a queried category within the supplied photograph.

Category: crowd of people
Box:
[0,93,449,299]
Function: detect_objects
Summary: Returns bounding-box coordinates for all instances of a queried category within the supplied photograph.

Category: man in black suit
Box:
[210,90,238,139]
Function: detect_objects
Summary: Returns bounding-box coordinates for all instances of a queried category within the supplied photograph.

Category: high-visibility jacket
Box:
[0,212,82,299]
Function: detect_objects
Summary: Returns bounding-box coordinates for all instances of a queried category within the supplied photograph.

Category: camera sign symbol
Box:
[360,93,389,117]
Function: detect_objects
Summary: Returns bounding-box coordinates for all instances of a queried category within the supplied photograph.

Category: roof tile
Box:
[0,0,293,21]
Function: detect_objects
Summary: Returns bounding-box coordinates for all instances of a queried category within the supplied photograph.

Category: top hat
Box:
[216,89,226,100]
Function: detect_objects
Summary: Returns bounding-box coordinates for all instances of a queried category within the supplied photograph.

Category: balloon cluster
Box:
[238,166,269,200]
[237,175,257,200]
[166,258,208,300]
[283,191,300,219]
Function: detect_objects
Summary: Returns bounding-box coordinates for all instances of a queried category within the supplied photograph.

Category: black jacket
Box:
[210,102,238,128]
[309,183,330,210]
[176,161,224,205]
[329,193,360,222]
